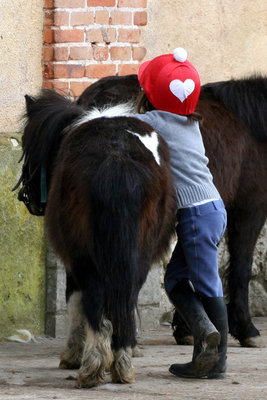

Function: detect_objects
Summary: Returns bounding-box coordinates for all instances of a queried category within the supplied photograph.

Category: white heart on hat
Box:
[169,79,195,103]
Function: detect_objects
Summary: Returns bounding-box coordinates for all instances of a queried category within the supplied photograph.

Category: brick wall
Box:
[43,0,147,98]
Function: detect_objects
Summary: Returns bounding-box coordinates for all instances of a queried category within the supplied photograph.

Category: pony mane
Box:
[22,89,84,168]
[200,74,267,141]
[76,74,140,110]
[72,101,136,127]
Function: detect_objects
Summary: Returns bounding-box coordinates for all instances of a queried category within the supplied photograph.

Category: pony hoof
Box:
[174,335,194,346]
[111,348,135,383]
[76,373,104,388]
[111,369,135,384]
[239,336,263,348]
[110,361,136,383]
[132,346,144,357]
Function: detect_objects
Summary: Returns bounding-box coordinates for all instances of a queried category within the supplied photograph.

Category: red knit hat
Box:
[138,48,201,115]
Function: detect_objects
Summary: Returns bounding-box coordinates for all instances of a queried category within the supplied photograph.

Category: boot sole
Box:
[169,364,226,379]
[193,331,220,377]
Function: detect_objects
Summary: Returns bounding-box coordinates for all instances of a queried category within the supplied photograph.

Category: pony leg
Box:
[227,207,266,347]
[59,290,85,369]
[110,301,138,383]
[77,318,113,388]
[110,347,135,384]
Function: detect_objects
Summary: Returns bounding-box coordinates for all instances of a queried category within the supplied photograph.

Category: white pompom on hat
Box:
[138,47,201,115]
[173,47,188,62]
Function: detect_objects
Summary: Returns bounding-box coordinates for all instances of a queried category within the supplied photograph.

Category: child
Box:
[134,48,228,379]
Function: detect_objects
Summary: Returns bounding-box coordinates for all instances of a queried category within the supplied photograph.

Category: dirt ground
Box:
[0,317,266,400]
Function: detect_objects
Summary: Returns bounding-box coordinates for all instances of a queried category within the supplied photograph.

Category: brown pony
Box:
[77,74,267,347]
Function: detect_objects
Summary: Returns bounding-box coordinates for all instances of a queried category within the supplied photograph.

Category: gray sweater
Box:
[134,110,220,208]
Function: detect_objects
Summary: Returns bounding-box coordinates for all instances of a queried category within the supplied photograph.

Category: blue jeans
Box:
[164,199,227,297]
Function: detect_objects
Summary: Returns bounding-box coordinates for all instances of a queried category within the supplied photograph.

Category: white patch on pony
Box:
[127,130,160,165]
[59,291,85,369]
[73,102,135,127]
[67,291,84,333]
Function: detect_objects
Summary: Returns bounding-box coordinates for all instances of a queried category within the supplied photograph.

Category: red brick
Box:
[53,64,85,79]
[52,81,70,95]
[134,11,147,26]
[54,29,84,43]
[118,63,140,75]
[71,12,94,26]
[43,46,54,62]
[54,11,69,26]
[44,10,54,27]
[70,81,91,98]
[93,46,109,61]
[85,64,116,79]
[132,46,146,61]
[87,0,115,6]
[95,10,109,25]
[110,11,132,25]
[86,28,116,44]
[53,64,69,79]
[44,0,54,9]
[54,47,69,61]
[54,0,85,7]
[42,81,54,89]
[86,28,103,43]
[69,65,85,78]
[43,63,54,79]
[118,28,140,43]
[44,29,54,44]
[118,0,147,7]
[102,28,116,43]
[69,46,93,60]
[110,46,131,61]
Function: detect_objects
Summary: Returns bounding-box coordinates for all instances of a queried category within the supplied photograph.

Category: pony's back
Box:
[200,74,267,141]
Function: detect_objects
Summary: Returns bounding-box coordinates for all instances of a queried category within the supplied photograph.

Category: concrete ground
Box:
[0,317,266,400]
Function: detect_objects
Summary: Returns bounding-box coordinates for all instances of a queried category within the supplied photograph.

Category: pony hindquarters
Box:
[45,114,176,387]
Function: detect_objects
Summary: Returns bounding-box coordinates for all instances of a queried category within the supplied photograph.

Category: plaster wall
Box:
[0,0,43,133]
[141,0,267,83]
[0,137,46,341]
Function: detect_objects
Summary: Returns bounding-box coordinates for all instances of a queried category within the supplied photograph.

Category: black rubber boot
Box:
[172,310,194,345]
[169,293,228,379]
[168,280,220,378]
[202,297,228,378]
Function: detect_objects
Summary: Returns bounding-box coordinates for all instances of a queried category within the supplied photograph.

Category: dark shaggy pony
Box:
[14,90,176,387]
[77,74,267,347]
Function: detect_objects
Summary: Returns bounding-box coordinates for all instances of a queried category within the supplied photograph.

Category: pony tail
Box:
[89,156,149,349]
